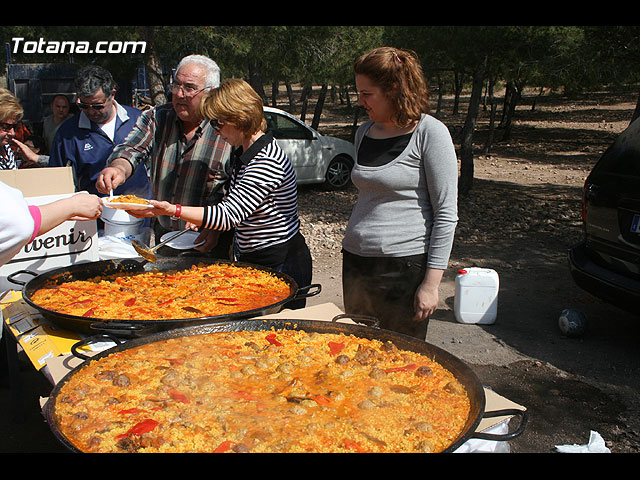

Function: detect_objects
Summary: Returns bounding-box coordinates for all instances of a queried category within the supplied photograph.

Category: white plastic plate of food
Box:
[160,230,205,249]
[102,196,154,211]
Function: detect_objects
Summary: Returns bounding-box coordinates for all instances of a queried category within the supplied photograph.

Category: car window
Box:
[265,112,312,140]
[597,150,640,177]
[594,118,640,178]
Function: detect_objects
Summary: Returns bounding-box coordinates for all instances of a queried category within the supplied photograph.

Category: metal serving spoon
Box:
[132,228,192,263]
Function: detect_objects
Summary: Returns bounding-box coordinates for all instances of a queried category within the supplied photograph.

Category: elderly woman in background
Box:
[0,89,23,170]
[341,46,459,340]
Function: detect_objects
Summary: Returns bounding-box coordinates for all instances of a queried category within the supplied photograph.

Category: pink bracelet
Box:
[28,205,41,242]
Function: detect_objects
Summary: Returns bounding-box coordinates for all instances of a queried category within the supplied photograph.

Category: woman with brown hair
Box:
[138,78,312,308]
[342,47,459,339]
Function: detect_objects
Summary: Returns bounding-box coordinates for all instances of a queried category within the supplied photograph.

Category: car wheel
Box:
[324,155,353,190]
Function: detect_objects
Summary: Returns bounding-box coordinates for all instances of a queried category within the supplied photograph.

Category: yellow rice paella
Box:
[51,328,471,453]
[29,263,291,320]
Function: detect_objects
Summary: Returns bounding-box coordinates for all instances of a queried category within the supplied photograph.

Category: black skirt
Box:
[239,232,312,310]
[342,249,429,340]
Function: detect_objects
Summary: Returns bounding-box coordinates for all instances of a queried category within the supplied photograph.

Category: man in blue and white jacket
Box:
[49,65,150,199]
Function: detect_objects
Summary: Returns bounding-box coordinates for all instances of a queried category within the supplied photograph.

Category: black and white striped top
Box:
[201,132,300,254]
[0,144,17,170]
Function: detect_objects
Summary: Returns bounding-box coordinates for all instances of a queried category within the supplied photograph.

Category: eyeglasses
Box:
[77,101,108,111]
[210,119,224,132]
[171,82,209,97]
[0,122,18,132]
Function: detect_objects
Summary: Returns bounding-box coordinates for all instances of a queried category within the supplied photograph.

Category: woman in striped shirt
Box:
[142,79,312,308]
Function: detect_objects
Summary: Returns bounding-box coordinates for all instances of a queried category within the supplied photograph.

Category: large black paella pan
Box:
[8,257,320,337]
[44,315,527,453]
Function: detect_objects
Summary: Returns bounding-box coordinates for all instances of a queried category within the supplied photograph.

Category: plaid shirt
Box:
[109,103,231,230]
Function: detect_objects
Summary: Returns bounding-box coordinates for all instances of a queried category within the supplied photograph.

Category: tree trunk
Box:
[271,79,279,107]
[299,83,312,122]
[139,27,167,106]
[531,86,544,111]
[311,84,328,130]
[482,78,488,111]
[248,58,267,104]
[631,90,640,125]
[345,85,352,108]
[482,77,497,156]
[285,82,295,111]
[452,70,465,115]
[499,82,513,129]
[459,55,488,196]
[501,81,523,142]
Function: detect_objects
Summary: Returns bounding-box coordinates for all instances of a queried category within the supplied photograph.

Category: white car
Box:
[263,106,355,189]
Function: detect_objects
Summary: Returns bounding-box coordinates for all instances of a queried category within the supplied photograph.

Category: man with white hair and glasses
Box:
[97,55,232,258]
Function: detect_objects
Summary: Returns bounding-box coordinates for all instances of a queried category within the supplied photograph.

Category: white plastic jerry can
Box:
[454,267,499,324]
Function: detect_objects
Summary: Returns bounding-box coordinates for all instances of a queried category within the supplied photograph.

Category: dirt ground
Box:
[2,86,640,454]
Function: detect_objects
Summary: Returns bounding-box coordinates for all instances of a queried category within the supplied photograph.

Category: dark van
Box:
[568,117,640,314]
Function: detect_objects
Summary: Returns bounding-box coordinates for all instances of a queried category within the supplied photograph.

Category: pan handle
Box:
[70,334,123,361]
[6,269,38,286]
[331,313,381,329]
[293,283,322,299]
[469,408,528,441]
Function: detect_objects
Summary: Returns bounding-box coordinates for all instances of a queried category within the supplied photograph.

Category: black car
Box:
[568,117,640,314]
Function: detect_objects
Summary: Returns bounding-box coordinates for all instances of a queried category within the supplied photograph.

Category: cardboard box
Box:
[1,290,84,371]
[0,166,75,197]
[0,167,98,292]
[18,324,84,371]
[1,290,45,337]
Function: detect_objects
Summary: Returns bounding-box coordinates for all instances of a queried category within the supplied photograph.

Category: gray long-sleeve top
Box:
[342,114,458,270]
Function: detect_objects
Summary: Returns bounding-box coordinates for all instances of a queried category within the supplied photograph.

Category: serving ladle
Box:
[132,228,192,263]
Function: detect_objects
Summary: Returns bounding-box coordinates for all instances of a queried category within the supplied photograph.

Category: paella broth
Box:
[53,329,471,453]
[30,264,291,320]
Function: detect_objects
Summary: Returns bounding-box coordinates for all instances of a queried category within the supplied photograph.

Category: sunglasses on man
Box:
[76,100,108,111]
